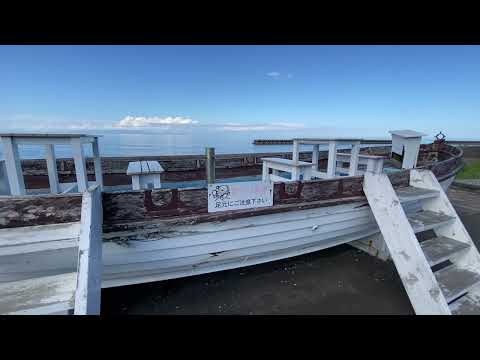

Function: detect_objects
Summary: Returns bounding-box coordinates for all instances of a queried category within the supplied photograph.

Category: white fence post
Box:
[71,138,89,193]
[326,141,337,178]
[92,138,103,190]
[348,143,361,176]
[312,144,319,171]
[45,144,60,194]
[1,136,25,195]
[74,185,103,315]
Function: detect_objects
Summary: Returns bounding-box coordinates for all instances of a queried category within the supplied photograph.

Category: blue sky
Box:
[1,45,480,138]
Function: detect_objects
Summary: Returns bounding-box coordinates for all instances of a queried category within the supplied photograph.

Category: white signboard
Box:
[208,181,274,213]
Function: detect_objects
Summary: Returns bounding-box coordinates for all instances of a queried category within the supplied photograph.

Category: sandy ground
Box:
[100,185,480,315]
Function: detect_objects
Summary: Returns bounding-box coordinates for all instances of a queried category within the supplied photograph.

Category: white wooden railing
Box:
[262,151,385,183]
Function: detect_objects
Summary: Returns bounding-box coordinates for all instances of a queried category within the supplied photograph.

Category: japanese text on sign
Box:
[207,181,274,213]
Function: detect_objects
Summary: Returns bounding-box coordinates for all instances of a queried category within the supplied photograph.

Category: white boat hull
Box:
[0,198,425,288]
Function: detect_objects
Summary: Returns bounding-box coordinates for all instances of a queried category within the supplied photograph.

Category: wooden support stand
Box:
[206,147,216,184]
[127,161,164,190]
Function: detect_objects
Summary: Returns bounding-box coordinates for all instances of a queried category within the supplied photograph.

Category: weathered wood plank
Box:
[0,143,462,230]
[407,210,456,233]
[0,222,80,255]
[0,193,82,229]
[435,265,480,303]
[71,138,89,192]
[387,169,410,187]
[102,197,369,233]
[450,284,480,315]
[45,144,59,193]
[348,143,361,176]
[101,175,368,224]
[92,137,103,190]
[0,272,76,315]
[421,236,470,267]
[395,186,439,202]
[74,186,103,315]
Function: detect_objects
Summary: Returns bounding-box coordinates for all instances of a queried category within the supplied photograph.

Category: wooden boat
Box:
[0,136,465,291]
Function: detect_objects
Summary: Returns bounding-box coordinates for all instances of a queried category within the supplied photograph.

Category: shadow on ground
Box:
[101,244,413,315]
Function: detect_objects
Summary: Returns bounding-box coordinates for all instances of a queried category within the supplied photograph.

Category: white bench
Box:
[292,138,362,179]
[335,153,385,175]
[262,157,313,182]
[127,161,164,190]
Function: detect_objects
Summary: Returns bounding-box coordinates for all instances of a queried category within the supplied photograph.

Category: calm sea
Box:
[0,127,438,160]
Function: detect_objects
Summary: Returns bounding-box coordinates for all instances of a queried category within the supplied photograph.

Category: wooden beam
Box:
[0,160,10,195]
[1,137,25,195]
[131,175,141,190]
[366,157,384,174]
[206,147,215,184]
[262,161,270,182]
[74,186,103,315]
[311,170,328,179]
[153,174,162,189]
[312,144,319,171]
[303,166,312,181]
[348,143,361,176]
[292,140,299,162]
[71,138,89,192]
[45,144,59,193]
[270,174,291,182]
[92,138,103,190]
[326,141,337,178]
[291,166,300,181]
[12,137,73,145]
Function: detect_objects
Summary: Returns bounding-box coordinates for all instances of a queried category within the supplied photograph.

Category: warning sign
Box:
[207,181,274,213]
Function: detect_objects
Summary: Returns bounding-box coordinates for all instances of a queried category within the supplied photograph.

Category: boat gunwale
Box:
[0,143,464,230]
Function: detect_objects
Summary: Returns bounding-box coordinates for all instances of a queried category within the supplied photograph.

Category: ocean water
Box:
[0,127,434,160]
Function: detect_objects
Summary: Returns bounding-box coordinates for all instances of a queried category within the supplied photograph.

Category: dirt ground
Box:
[99,184,480,315]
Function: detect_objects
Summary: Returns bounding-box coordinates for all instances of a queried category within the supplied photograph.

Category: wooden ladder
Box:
[363,169,480,314]
[0,186,103,315]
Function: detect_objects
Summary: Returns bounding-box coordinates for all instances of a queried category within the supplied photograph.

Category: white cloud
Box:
[266,72,293,80]
[220,122,305,132]
[269,122,304,128]
[64,121,108,129]
[266,71,281,78]
[0,114,114,130]
[115,116,199,128]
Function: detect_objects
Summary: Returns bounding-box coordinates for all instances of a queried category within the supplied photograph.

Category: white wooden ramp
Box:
[364,169,480,315]
[0,186,103,315]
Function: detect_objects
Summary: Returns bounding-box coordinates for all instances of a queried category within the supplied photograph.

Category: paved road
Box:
[101,185,480,315]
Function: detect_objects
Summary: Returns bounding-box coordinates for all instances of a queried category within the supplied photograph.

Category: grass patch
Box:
[457,160,480,179]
